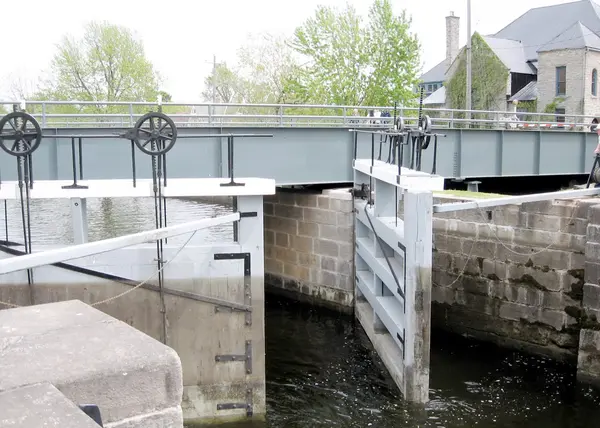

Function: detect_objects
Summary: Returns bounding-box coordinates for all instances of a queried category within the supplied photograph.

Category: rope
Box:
[434,198,581,288]
[0,230,197,309]
[473,199,580,256]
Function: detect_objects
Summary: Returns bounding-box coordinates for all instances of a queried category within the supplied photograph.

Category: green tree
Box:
[237,33,298,104]
[202,63,245,103]
[38,21,162,112]
[446,33,508,112]
[287,0,420,107]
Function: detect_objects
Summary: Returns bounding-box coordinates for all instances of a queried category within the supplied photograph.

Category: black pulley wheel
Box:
[419,115,432,149]
[395,116,405,132]
[419,115,432,134]
[0,112,42,157]
[133,112,177,156]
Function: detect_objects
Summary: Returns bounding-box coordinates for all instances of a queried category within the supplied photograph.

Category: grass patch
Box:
[434,189,506,199]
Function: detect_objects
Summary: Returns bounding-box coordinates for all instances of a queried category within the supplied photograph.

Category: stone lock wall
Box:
[578,204,600,384]
[430,197,599,361]
[264,189,354,311]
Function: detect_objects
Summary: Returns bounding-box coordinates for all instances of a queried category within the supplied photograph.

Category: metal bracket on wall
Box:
[215,340,252,374]
[213,252,252,326]
[216,388,253,417]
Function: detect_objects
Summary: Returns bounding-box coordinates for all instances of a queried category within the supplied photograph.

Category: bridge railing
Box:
[1,100,598,131]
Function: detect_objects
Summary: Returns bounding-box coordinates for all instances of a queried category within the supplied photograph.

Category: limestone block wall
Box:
[264,188,354,310]
[578,204,600,384]
[429,197,599,360]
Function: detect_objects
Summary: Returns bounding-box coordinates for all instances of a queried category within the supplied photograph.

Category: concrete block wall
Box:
[578,204,600,384]
[429,197,599,360]
[264,188,354,311]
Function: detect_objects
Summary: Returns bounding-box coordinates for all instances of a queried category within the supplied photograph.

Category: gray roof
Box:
[419,60,446,83]
[481,36,536,74]
[421,0,600,82]
[494,0,600,61]
[537,21,600,52]
[423,86,446,105]
[509,80,538,102]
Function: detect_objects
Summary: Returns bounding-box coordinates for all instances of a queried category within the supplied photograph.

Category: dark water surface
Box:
[209,295,600,428]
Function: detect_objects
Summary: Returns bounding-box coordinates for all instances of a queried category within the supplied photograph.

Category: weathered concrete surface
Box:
[0,242,265,423]
[577,204,600,384]
[0,383,101,428]
[426,196,600,361]
[264,188,354,312]
[0,300,183,427]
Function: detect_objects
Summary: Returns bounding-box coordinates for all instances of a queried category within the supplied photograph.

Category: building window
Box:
[555,108,566,123]
[556,66,566,96]
[593,69,598,96]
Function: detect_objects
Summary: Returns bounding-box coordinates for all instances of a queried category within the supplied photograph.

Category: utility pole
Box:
[466,0,472,123]
[212,54,217,104]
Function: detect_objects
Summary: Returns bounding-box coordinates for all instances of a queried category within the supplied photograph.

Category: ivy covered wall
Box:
[446,33,509,113]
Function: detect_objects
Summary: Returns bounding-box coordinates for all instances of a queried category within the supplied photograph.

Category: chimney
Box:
[446,11,460,68]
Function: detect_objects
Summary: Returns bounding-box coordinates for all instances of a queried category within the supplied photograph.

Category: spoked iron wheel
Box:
[133,112,178,156]
[0,112,42,157]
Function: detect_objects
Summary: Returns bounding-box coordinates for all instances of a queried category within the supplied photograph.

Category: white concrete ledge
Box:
[354,159,444,191]
[0,177,276,200]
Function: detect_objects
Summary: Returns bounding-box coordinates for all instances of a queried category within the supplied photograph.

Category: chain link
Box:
[434,198,581,288]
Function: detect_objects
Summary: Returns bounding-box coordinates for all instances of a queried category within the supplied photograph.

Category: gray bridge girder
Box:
[1,127,597,185]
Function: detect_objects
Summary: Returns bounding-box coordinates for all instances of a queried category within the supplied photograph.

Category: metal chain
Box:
[433,199,581,288]
[473,199,580,256]
[433,221,479,289]
[0,230,197,309]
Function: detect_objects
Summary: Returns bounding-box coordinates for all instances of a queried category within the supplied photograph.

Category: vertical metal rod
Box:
[398,136,403,176]
[130,140,137,188]
[16,155,33,301]
[228,136,234,181]
[432,135,439,175]
[150,131,168,346]
[371,133,375,167]
[24,156,34,291]
[232,196,239,242]
[353,132,358,160]
[70,137,78,186]
[27,154,33,188]
[78,137,84,180]
[4,200,8,242]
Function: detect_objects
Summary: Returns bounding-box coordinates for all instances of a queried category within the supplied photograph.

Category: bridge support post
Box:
[70,197,88,244]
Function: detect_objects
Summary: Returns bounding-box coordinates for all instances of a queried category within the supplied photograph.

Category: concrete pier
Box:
[0,300,183,427]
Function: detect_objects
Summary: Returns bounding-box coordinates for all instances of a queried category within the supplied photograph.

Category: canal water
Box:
[4,197,600,428]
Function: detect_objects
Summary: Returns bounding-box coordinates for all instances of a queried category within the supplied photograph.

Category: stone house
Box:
[420,0,600,123]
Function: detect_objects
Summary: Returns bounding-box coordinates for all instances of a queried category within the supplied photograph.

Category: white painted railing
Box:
[1,100,597,130]
[353,159,442,403]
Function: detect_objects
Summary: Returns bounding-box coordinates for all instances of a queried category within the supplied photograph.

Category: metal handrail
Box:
[1,100,598,130]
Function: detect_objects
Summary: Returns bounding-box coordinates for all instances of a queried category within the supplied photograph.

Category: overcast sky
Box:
[0,0,579,102]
